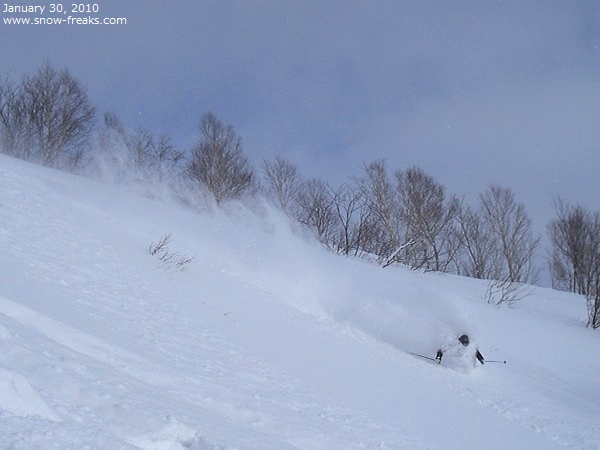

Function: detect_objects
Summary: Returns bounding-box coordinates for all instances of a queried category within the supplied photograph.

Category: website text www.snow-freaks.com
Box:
[3,16,126,25]
[2,3,127,26]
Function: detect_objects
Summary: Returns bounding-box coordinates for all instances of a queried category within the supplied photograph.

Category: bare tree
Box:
[548,200,596,294]
[126,129,183,181]
[330,182,371,256]
[358,160,404,261]
[455,201,501,279]
[151,134,184,182]
[585,215,600,328]
[2,62,95,167]
[395,166,458,272]
[91,111,130,179]
[296,178,337,246]
[480,185,539,284]
[126,128,154,172]
[262,155,303,214]
[586,227,600,328]
[0,76,21,156]
[93,114,182,183]
[548,200,600,328]
[96,111,127,159]
[187,112,256,204]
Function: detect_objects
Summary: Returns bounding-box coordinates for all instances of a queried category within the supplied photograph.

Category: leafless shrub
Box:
[148,235,194,271]
[148,235,170,256]
[484,278,533,307]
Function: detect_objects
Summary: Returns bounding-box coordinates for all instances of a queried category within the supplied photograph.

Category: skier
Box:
[435,334,484,365]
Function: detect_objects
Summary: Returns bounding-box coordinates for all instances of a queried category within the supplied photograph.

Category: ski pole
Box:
[485,360,507,364]
[408,352,437,362]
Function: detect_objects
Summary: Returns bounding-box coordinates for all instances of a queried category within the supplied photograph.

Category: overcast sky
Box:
[2,0,600,236]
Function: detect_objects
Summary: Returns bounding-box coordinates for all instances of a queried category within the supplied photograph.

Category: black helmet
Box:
[458,334,470,346]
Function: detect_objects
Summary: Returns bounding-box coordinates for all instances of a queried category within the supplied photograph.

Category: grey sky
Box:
[2,0,599,235]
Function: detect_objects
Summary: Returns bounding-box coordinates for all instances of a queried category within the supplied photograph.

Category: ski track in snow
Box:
[1,154,599,449]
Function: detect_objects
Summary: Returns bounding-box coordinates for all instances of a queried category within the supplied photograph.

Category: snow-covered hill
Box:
[0,154,598,449]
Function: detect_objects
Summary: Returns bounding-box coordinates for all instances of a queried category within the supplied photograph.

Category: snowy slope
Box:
[0,153,599,449]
